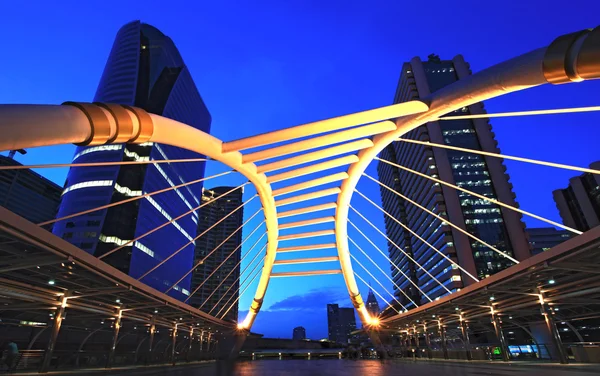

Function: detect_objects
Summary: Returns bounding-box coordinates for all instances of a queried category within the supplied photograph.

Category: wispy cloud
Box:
[238,286,355,338]
[268,286,348,311]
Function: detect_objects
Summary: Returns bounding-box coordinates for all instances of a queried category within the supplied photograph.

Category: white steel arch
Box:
[0,25,599,331]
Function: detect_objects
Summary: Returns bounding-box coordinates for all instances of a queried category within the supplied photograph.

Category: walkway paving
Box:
[15,359,600,375]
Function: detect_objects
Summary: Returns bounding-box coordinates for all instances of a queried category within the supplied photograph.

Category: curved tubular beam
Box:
[0,105,278,331]
[143,116,279,330]
[336,33,600,328]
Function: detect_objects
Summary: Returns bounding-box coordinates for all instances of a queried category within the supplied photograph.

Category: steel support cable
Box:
[375,157,582,235]
[220,258,265,320]
[213,245,267,317]
[349,252,407,312]
[350,205,452,295]
[206,233,267,314]
[353,271,401,315]
[436,105,600,121]
[185,218,266,305]
[99,182,249,260]
[347,235,419,308]
[397,138,600,176]
[348,219,428,304]
[40,170,234,227]
[165,203,262,294]
[353,189,480,283]
[0,158,209,171]
[363,172,520,263]
[137,196,259,281]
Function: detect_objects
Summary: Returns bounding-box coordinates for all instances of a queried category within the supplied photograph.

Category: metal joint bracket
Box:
[63,102,112,146]
[122,105,154,143]
[543,26,600,84]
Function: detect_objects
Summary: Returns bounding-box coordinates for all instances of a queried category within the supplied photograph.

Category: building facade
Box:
[377,54,530,307]
[0,155,62,230]
[189,186,244,321]
[293,326,306,340]
[327,304,356,344]
[365,289,380,317]
[553,161,600,232]
[526,227,572,256]
[53,21,211,301]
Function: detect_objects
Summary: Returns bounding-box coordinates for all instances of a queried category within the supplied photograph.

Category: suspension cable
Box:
[185,219,266,304]
[353,272,401,315]
[348,236,419,308]
[375,156,582,235]
[137,197,259,281]
[213,245,267,317]
[397,138,600,176]
[354,189,480,283]
[436,105,600,121]
[98,183,249,260]
[203,232,267,311]
[349,253,407,312]
[40,170,233,226]
[220,258,265,320]
[0,158,209,170]
[348,218,432,303]
[363,172,522,262]
[165,202,261,294]
[350,205,452,295]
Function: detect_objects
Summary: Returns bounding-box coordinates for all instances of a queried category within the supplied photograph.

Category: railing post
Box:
[438,319,448,359]
[423,323,433,359]
[460,314,472,361]
[539,290,568,364]
[146,316,156,365]
[40,292,69,373]
[171,323,178,365]
[199,330,204,359]
[187,327,194,362]
[413,326,420,348]
[106,308,122,368]
[490,307,510,361]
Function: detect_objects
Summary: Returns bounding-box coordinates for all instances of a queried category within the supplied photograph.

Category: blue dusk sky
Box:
[1,1,599,339]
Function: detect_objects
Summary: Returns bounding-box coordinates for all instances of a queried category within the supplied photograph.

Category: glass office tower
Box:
[0,155,62,230]
[377,54,530,307]
[53,21,211,301]
[190,186,244,321]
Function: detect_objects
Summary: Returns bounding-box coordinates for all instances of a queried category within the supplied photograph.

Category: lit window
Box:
[99,234,131,246]
[63,180,113,195]
[114,183,142,197]
[73,145,122,161]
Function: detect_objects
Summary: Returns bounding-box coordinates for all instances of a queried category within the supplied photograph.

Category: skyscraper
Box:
[53,21,211,301]
[553,161,600,232]
[365,289,380,317]
[293,326,306,340]
[377,54,530,307]
[190,186,244,321]
[526,227,572,256]
[327,304,356,344]
[0,155,62,230]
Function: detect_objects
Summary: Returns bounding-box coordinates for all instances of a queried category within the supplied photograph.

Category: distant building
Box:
[365,289,380,317]
[0,155,62,230]
[553,161,600,232]
[327,304,356,344]
[377,54,530,307]
[526,227,572,255]
[190,186,244,322]
[293,326,306,340]
[52,21,211,301]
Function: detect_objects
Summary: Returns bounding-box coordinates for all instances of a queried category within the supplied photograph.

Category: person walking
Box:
[4,340,19,373]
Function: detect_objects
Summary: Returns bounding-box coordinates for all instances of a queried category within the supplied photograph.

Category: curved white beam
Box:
[335,47,549,325]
